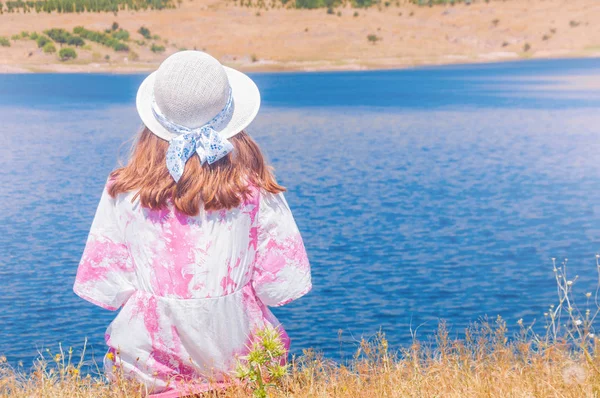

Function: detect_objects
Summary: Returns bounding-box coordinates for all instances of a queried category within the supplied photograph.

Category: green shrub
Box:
[58,47,77,61]
[138,26,151,39]
[352,0,374,7]
[73,26,128,52]
[36,35,51,48]
[11,34,20,41]
[67,36,85,47]
[111,22,119,31]
[295,0,324,9]
[29,32,39,40]
[42,42,56,53]
[112,29,129,41]
[20,31,29,38]
[0,37,10,47]
[150,43,165,53]
[367,34,381,44]
[112,42,129,51]
[523,42,531,52]
[44,28,71,45]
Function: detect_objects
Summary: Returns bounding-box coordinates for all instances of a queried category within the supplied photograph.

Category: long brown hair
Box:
[108,127,285,215]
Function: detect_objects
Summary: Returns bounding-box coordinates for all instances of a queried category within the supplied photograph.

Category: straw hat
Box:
[136,50,260,141]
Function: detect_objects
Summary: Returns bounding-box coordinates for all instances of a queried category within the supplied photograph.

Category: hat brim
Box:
[136,66,261,141]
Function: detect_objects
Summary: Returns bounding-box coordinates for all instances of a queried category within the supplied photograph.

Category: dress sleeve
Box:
[252,191,312,307]
[73,184,136,311]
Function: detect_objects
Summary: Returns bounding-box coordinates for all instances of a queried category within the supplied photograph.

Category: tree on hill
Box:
[59,47,77,61]
[45,28,70,46]
[67,36,85,47]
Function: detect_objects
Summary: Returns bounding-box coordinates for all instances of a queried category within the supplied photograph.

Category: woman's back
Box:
[74,184,310,395]
[120,185,259,300]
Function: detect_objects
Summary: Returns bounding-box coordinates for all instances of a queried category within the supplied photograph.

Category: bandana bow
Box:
[152,89,235,182]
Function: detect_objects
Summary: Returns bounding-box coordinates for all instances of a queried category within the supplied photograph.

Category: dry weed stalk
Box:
[3,256,600,397]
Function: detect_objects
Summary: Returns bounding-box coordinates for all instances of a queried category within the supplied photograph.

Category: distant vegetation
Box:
[73,26,130,51]
[233,0,497,10]
[137,26,152,39]
[0,0,521,13]
[0,0,176,14]
[1,22,167,63]
[58,47,77,60]
[36,35,51,48]
[150,43,165,53]
[45,28,85,46]
[42,41,56,52]
[367,33,381,44]
[137,26,160,41]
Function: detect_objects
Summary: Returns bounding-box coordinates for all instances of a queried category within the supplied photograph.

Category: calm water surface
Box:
[2,58,600,367]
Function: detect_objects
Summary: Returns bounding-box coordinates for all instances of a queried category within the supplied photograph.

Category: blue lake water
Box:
[2,58,600,368]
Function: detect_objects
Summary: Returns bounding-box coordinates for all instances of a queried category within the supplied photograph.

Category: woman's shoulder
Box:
[103,175,138,208]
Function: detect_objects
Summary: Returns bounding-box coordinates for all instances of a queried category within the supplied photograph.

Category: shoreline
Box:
[2,53,599,75]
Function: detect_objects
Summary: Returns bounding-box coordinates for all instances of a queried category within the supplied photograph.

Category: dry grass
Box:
[1,0,600,73]
[2,257,600,397]
[2,327,600,397]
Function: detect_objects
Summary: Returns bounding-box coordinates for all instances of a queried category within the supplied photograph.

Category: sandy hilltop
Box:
[0,0,599,73]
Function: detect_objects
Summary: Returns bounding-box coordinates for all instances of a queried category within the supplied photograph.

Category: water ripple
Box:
[1,59,600,367]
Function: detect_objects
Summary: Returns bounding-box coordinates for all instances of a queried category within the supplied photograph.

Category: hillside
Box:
[0,0,599,72]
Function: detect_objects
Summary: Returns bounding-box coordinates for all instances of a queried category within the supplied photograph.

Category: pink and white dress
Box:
[73,182,311,396]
